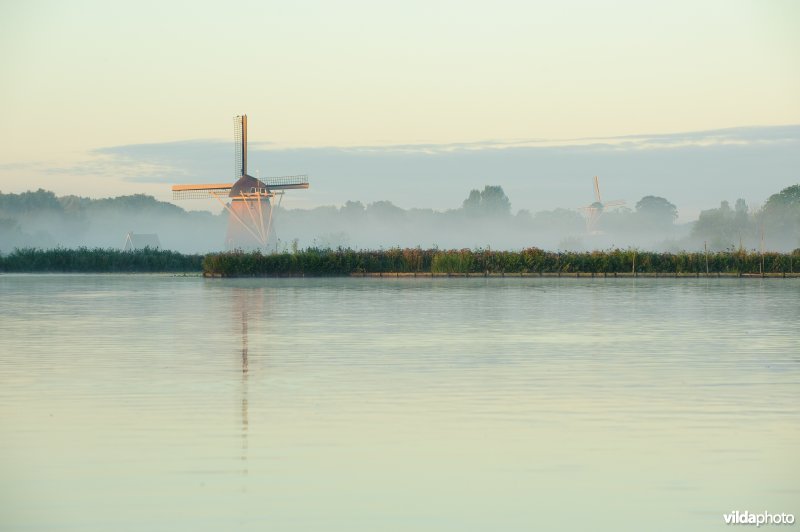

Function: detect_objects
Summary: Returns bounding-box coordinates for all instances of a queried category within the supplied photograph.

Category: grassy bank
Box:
[202,248,800,277]
[0,247,204,273]
[2,247,798,276]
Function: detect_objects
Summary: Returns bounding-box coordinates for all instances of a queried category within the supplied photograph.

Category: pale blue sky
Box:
[0,0,798,216]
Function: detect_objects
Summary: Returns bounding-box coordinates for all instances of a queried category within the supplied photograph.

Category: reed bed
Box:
[0,247,204,273]
[202,248,800,277]
[2,247,796,276]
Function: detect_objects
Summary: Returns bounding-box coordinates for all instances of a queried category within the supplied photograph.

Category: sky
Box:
[1,0,798,219]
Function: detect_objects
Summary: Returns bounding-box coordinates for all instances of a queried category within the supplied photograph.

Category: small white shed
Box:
[123,232,161,251]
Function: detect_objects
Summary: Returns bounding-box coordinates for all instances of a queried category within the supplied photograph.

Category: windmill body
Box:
[579,176,625,234]
[172,115,309,250]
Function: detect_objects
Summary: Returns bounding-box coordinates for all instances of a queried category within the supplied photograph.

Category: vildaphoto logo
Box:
[723,511,795,527]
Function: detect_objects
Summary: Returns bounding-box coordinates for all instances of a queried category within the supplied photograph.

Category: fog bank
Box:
[2,184,798,254]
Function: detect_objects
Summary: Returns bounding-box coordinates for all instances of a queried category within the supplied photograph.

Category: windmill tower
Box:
[579,176,625,233]
[172,115,309,250]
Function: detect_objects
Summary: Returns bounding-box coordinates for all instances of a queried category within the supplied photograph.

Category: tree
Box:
[734,198,748,214]
[0,189,63,215]
[480,186,511,216]
[461,185,511,218]
[462,189,482,216]
[761,184,800,249]
[366,200,405,221]
[692,200,740,249]
[765,184,800,208]
[340,200,365,220]
[732,198,752,237]
[635,196,678,228]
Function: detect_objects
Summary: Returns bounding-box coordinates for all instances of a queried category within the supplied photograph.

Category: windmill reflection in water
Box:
[231,285,267,479]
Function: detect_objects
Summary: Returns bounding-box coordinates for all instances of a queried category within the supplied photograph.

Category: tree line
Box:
[692,185,800,250]
[1,183,798,252]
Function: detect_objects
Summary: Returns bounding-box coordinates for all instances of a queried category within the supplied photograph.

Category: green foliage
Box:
[0,248,203,273]
[201,247,435,276]
[201,248,797,276]
[84,194,186,215]
[462,186,511,217]
[462,189,482,216]
[340,200,366,219]
[692,199,754,248]
[0,189,185,217]
[3,247,795,276]
[635,196,678,227]
[0,189,63,214]
[761,185,800,239]
[366,201,405,220]
[765,184,800,208]
[431,250,473,273]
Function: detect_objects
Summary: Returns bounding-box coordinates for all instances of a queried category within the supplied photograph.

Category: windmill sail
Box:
[171,175,309,200]
[171,114,309,250]
[580,176,625,233]
[234,114,247,178]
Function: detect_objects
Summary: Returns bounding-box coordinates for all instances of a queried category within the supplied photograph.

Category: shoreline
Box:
[3,247,798,277]
[201,271,800,279]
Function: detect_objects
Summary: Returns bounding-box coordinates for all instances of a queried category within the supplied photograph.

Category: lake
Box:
[1,275,798,531]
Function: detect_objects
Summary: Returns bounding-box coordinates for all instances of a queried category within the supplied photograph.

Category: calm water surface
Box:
[1,275,798,531]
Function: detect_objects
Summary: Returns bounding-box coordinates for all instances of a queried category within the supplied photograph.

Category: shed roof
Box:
[124,232,161,250]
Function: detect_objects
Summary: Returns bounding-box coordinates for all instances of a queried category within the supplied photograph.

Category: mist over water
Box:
[2,183,798,254]
[271,201,690,252]
[2,125,799,254]
[0,191,226,253]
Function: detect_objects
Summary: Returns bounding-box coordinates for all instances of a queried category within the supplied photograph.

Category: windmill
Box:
[579,176,625,233]
[172,115,309,250]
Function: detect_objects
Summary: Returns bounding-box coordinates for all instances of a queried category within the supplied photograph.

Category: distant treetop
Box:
[462,185,511,217]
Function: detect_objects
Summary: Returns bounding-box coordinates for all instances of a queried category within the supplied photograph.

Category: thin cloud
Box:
[50,124,799,183]
[30,125,800,222]
[300,124,800,154]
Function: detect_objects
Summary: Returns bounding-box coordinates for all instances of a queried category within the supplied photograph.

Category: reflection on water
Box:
[237,289,250,476]
[0,275,799,532]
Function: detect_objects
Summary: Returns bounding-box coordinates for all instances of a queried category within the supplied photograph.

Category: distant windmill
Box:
[579,176,625,233]
[172,115,309,250]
